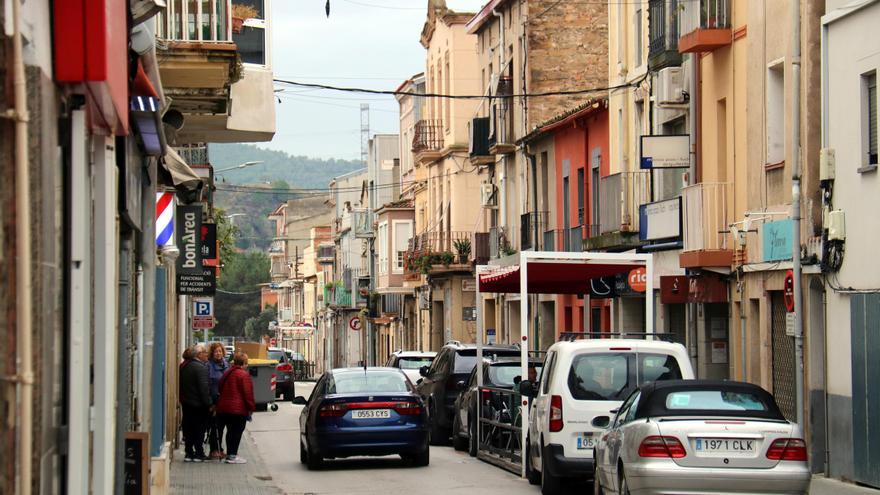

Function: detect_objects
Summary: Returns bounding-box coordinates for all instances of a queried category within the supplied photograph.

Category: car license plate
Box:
[695,438,755,453]
[351,409,391,420]
[576,433,596,450]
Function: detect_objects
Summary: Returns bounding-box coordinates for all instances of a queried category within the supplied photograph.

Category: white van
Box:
[521,339,694,495]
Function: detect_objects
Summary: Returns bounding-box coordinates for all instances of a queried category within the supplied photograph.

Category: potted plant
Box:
[453,238,471,264]
[440,251,455,267]
[231,3,259,34]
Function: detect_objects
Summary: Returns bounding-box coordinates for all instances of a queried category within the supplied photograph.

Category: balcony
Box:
[270,260,288,280]
[413,119,444,165]
[156,0,275,144]
[520,211,549,251]
[678,0,732,54]
[585,172,651,251]
[317,243,335,264]
[488,99,516,156]
[324,286,352,308]
[679,182,734,268]
[469,117,494,165]
[268,240,284,254]
[649,0,682,70]
[543,225,590,252]
[403,231,485,277]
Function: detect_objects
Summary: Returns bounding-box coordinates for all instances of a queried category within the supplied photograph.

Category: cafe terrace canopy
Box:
[474,251,654,478]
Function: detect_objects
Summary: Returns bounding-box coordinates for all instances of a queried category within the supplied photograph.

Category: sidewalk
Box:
[811,475,879,495]
[169,429,282,494]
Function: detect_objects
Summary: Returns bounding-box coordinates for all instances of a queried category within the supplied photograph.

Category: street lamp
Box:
[214,160,264,173]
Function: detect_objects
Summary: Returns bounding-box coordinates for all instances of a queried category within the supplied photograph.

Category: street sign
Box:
[177,267,216,295]
[269,337,277,346]
[175,205,203,274]
[784,270,795,312]
[349,317,361,331]
[193,297,213,317]
[785,312,796,337]
[640,134,690,169]
[192,317,214,329]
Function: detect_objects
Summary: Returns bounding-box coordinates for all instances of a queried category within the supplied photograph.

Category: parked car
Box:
[519,339,695,495]
[415,341,521,445]
[294,367,430,469]
[384,350,437,384]
[452,356,543,456]
[268,347,294,400]
[593,380,810,495]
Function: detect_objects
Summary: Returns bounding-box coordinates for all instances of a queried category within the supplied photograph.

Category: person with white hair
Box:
[179,343,212,462]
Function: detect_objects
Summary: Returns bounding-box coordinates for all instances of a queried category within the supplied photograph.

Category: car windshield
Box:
[268,350,285,362]
[488,364,543,387]
[328,371,410,394]
[568,352,684,401]
[397,357,434,370]
[665,390,770,412]
[454,349,519,374]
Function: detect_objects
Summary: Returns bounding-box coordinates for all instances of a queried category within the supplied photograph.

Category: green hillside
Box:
[208,143,363,187]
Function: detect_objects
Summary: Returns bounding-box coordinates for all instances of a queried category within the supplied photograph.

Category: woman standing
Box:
[215,352,256,464]
[207,342,229,459]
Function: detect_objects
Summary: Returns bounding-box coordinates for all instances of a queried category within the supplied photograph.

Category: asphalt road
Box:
[247,382,591,495]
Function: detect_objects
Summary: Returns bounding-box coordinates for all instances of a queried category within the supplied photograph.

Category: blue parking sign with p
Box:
[194,299,212,317]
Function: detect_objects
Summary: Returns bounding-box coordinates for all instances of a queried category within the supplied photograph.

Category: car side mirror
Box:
[419,365,429,377]
[609,408,619,415]
[292,396,308,406]
[416,378,423,385]
[456,380,467,391]
[518,380,537,398]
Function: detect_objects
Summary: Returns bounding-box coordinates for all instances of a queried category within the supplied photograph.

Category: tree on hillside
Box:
[244,305,277,342]
[214,251,271,337]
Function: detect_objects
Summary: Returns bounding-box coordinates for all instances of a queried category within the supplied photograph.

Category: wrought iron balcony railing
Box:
[412,120,444,153]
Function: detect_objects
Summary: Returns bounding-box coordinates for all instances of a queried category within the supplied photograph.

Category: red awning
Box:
[479,261,642,294]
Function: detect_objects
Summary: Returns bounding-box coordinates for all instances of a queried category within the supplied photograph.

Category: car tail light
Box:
[481,389,491,402]
[638,436,687,458]
[319,403,347,417]
[766,439,807,461]
[549,395,563,432]
[392,401,423,415]
[277,363,293,373]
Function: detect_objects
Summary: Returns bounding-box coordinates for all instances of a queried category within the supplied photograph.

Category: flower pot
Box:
[457,254,468,264]
[232,16,244,34]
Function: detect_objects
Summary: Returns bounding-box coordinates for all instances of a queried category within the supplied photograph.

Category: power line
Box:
[273,74,646,100]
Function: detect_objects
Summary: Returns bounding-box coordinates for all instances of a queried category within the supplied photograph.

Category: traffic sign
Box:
[349,317,361,331]
[193,297,213,317]
[785,312,796,337]
[192,316,214,329]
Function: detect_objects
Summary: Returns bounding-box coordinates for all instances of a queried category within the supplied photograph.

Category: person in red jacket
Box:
[215,351,256,464]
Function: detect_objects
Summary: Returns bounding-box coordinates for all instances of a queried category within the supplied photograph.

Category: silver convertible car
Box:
[593,380,810,495]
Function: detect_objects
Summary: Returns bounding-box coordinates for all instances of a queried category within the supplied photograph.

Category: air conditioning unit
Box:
[481,183,497,208]
[656,67,684,104]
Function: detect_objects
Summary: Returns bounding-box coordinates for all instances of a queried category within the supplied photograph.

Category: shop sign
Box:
[177,267,216,296]
[589,277,616,299]
[614,268,647,296]
[462,306,477,321]
[640,135,690,169]
[762,219,794,262]
[639,197,681,241]
[176,205,203,274]
[660,276,688,304]
[201,223,217,260]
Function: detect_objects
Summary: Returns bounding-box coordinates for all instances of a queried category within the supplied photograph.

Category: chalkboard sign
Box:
[124,432,149,495]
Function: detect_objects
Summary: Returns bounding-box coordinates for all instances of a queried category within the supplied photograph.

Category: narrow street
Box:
[248,382,554,495]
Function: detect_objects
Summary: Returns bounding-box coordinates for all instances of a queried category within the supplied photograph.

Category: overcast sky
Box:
[266,0,485,160]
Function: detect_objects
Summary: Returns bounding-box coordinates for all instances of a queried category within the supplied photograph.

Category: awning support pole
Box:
[646,254,654,336]
[519,252,528,478]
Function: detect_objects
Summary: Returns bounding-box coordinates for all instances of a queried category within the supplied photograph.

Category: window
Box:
[665,390,770,412]
[329,370,411,394]
[541,352,556,394]
[397,357,435,370]
[639,353,683,382]
[635,8,643,67]
[863,71,878,167]
[377,222,388,275]
[569,353,632,401]
[393,220,412,273]
[232,0,268,65]
[617,3,626,66]
[766,62,785,164]
[444,52,451,131]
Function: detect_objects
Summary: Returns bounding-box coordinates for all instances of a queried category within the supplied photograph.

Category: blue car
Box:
[294,367,430,469]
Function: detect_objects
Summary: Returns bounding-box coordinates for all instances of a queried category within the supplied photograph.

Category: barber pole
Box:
[270,373,276,392]
[156,191,174,247]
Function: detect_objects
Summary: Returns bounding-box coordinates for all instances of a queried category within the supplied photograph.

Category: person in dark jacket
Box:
[179,343,212,462]
[207,342,230,459]
[216,352,256,464]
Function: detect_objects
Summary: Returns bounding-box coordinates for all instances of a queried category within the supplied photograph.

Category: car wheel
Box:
[592,457,604,495]
[525,438,540,485]
[540,445,562,495]
[619,466,631,495]
[408,446,430,467]
[428,401,446,446]
[305,442,323,471]
[467,416,478,457]
[452,414,467,451]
